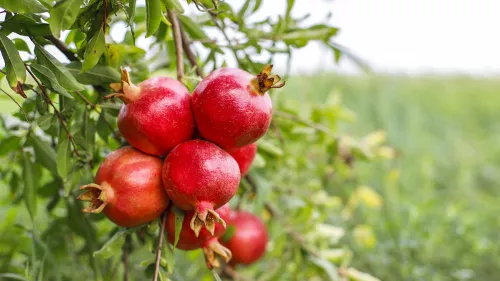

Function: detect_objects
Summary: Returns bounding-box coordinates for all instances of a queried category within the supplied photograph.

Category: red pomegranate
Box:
[166,204,232,268]
[221,210,268,265]
[108,69,194,156]
[226,143,257,176]
[78,146,169,227]
[192,65,284,149]
[162,140,240,236]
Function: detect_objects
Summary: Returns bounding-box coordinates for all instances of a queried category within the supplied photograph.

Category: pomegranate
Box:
[192,64,284,149]
[221,210,268,265]
[166,204,232,268]
[78,146,169,227]
[108,69,194,156]
[226,143,257,176]
[162,140,240,236]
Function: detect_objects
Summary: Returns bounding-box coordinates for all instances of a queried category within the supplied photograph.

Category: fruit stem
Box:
[107,69,141,104]
[77,183,109,213]
[250,64,286,95]
[203,238,232,269]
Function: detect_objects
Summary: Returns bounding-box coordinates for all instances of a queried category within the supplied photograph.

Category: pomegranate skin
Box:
[79,146,169,227]
[192,68,272,149]
[117,76,194,156]
[226,143,257,176]
[166,204,231,251]
[162,140,240,235]
[222,211,268,265]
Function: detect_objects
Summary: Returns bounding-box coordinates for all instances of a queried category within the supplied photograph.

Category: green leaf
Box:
[35,46,85,91]
[0,33,26,88]
[163,0,184,13]
[0,0,48,14]
[221,225,235,242]
[177,15,208,40]
[48,0,85,36]
[94,227,142,259]
[22,151,37,219]
[57,132,71,178]
[35,94,48,115]
[37,114,54,130]
[257,139,284,157]
[0,273,31,281]
[146,0,162,37]
[12,38,31,53]
[128,0,137,24]
[82,28,106,73]
[32,136,58,175]
[172,206,184,247]
[66,62,121,85]
[29,63,74,99]
[0,14,52,36]
[308,256,340,281]
[0,136,21,156]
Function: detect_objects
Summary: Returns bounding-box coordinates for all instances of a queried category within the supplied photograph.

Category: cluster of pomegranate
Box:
[78,65,284,269]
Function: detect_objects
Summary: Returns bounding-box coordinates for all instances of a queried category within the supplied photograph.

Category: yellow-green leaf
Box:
[29,63,73,99]
[48,0,85,36]
[82,28,105,73]
[146,0,162,37]
[57,132,71,178]
[163,0,184,14]
[35,46,85,91]
[0,0,47,14]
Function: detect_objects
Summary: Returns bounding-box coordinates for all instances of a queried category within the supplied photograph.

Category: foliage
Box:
[0,1,388,280]
[286,74,500,281]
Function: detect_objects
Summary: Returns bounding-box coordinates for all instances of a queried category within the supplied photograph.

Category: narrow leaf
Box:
[29,63,74,99]
[94,227,142,259]
[0,0,48,14]
[177,15,208,40]
[48,0,85,36]
[82,28,105,73]
[12,38,31,53]
[35,46,85,91]
[32,136,58,175]
[57,132,71,178]
[22,151,37,219]
[0,273,31,281]
[163,0,184,13]
[37,114,53,130]
[0,33,26,87]
[145,0,162,37]
[66,62,121,85]
[172,206,184,247]
[257,139,284,157]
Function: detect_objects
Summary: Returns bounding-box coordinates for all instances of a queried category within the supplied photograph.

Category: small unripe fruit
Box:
[78,146,169,227]
[226,143,257,176]
[192,65,284,149]
[222,210,268,265]
[108,69,194,156]
[162,140,240,236]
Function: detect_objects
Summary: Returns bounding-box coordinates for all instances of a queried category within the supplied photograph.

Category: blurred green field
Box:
[284,74,500,281]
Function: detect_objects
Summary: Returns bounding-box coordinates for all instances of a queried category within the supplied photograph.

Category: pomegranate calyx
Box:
[190,207,227,237]
[203,239,233,269]
[78,183,108,214]
[106,69,141,104]
[250,64,286,95]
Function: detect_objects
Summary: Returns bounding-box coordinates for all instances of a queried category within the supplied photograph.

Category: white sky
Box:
[235,0,500,76]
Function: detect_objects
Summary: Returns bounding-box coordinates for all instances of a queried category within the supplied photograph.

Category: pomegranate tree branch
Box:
[0,88,29,122]
[25,64,81,157]
[152,211,168,281]
[44,35,78,61]
[179,24,204,78]
[273,110,338,140]
[167,10,184,81]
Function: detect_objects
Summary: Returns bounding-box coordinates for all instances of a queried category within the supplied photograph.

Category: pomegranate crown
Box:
[105,69,141,104]
[250,64,286,95]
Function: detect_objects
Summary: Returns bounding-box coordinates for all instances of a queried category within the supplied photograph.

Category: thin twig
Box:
[25,64,80,157]
[167,10,184,81]
[152,212,168,281]
[103,0,108,34]
[0,88,29,122]
[179,24,204,78]
[44,35,78,61]
[122,235,130,281]
[210,15,244,67]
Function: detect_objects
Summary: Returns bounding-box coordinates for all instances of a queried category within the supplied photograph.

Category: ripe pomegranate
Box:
[108,69,194,156]
[192,64,285,149]
[162,140,240,236]
[221,211,268,265]
[226,143,257,176]
[166,204,232,268]
[78,146,169,227]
